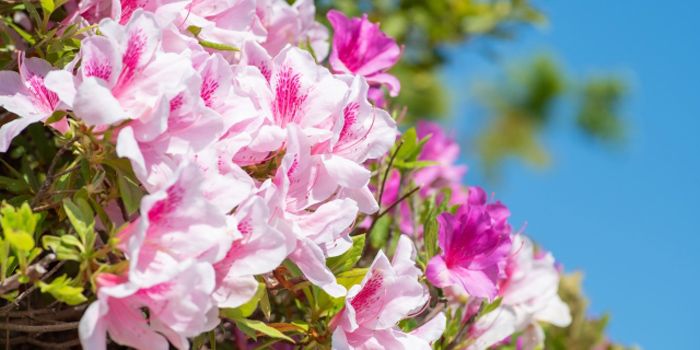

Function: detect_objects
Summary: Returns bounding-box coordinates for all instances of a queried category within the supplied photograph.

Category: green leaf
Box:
[259,286,271,321]
[116,171,143,216]
[0,202,38,252]
[63,199,93,244]
[21,0,42,29]
[336,268,368,289]
[481,297,502,315]
[392,160,439,170]
[40,0,54,14]
[394,127,417,161]
[233,318,294,343]
[326,234,365,273]
[369,215,391,249]
[198,40,240,52]
[0,290,18,302]
[187,25,202,37]
[44,110,67,125]
[37,274,87,305]
[0,176,31,194]
[21,156,39,192]
[423,214,439,260]
[42,235,61,251]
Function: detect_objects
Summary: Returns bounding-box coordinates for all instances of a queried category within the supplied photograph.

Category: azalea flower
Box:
[465,235,572,350]
[118,161,230,287]
[327,10,402,97]
[0,56,65,152]
[425,203,512,300]
[330,235,445,349]
[46,9,194,126]
[79,260,219,350]
[256,0,329,61]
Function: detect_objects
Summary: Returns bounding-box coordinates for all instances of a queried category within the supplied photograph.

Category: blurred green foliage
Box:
[544,272,640,350]
[473,56,627,177]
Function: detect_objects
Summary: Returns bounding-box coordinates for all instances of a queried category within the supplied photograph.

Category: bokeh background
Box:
[319,0,700,348]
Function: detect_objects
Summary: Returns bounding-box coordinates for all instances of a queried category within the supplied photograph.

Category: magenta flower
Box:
[425,204,512,300]
[327,10,402,97]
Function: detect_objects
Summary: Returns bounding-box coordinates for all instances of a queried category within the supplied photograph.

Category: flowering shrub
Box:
[0,1,592,349]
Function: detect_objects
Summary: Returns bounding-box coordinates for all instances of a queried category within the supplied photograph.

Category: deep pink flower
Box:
[425,204,512,300]
[327,10,401,96]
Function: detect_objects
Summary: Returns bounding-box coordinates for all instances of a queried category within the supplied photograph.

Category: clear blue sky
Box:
[441,1,700,348]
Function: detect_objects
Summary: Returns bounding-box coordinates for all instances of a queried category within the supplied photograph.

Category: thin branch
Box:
[267,276,307,291]
[377,140,404,208]
[0,321,79,332]
[0,254,55,297]
[377,186,420,219]
[363,141,405,253]
[445,302,484,350]
[4,336,81,349]
[7,304,85,319]
[50,165,80,179]
[31,201,63,213]
[31,136,79,209]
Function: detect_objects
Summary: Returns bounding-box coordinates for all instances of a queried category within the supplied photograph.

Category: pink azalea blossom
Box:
[79,260,218,350]
[231,42,396,213]
[267,125,361,296]
[118,161,230,287]
[63,0,187,27]
[327,10,401,96]
[331,236,444,349]
[425,203,512,300]
[465,235,572,350]
[46,9,194,126]
[181,0,266,49]
[256,0,329,61]
[0,56,64,152]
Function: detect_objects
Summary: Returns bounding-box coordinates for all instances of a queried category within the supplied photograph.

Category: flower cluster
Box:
[0,1,572,349]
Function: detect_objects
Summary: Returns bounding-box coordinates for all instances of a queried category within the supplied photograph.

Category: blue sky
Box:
[441,1,700,348]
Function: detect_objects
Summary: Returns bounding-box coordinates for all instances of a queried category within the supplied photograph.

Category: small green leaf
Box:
[326,234,365,273]
[0,176,31,194]
[481,297,503,315]
[40,0,54,14]
[116,171,143,216]
[198,40,240,52]
[370,215,391,249]
[37,274,87,305]
[336,268,368,289]
[394,128,417,161]
[187,25,202,37]
[63,199,93,244]
[233,318,294,343]
[21,0,42,29]
[0,290,18,302]
[1,202,39,252]
[44,110,67,125]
